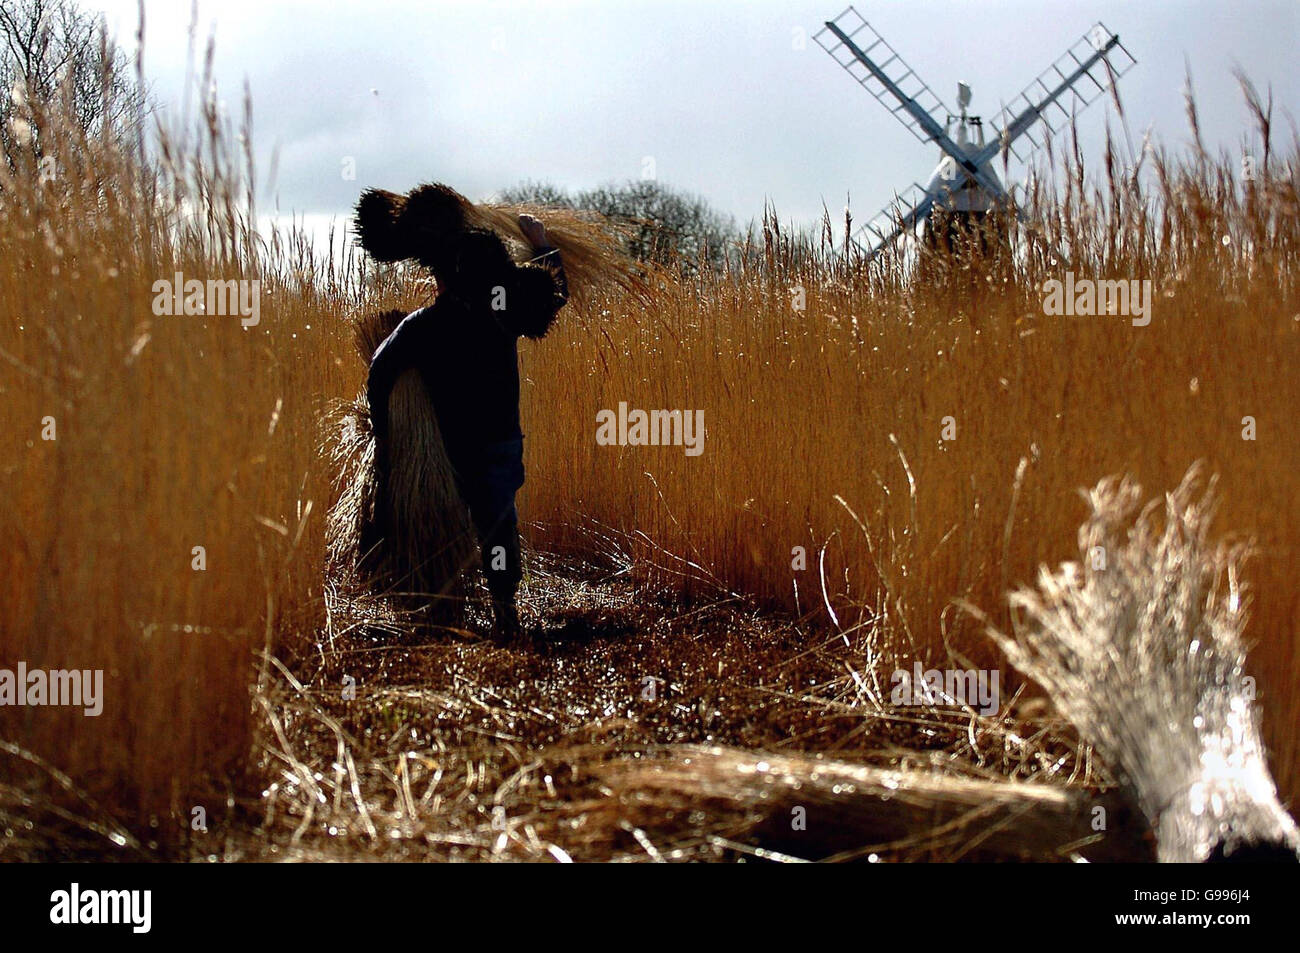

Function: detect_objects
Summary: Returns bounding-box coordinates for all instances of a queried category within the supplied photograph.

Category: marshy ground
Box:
[230,548,1106,863]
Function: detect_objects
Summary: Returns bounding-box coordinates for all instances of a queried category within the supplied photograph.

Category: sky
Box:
[83,0,1300,247]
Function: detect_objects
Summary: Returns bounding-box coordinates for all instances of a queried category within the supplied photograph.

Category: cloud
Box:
[86,0,1300,251]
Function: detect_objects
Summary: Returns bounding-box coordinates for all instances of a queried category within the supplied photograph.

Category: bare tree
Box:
[502,178,738,272]
[0,0,148,159]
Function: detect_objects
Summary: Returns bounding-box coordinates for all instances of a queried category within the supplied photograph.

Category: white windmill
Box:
[814,6,1137,256]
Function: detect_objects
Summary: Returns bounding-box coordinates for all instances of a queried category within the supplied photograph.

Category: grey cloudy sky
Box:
[86,0,1299,244]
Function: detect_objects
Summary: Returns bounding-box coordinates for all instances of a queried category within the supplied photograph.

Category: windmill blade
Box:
[990,22,1137,165]
[815,8,1009,204]
[814,6,952,146]
[857,182,935,258]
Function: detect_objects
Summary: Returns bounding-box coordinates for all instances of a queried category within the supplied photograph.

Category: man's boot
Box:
[490,595,521,641]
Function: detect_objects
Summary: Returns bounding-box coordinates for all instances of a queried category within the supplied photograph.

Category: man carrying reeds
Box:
[356,185,569,637]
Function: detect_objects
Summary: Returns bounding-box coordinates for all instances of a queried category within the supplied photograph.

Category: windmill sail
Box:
[858,182,934,256]
[814,7,952,146]
[991,23,1138,164]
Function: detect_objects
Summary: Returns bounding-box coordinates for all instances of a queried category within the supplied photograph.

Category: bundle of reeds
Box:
[987,464,1300,862]
[352,182,652,313]
[595,467,1298,862]
[471,202,655,306]
[325,309,477,630]
[591,745,1148,862]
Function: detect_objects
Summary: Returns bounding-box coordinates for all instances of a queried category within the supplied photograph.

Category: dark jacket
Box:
[366,234,568,458]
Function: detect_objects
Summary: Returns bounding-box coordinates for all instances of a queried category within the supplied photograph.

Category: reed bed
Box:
[1,38,1297,858]
[517,96,1300,801]
[0,54,359,847]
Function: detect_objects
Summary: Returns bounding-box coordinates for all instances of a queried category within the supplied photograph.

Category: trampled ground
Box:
[226,549,1112,863]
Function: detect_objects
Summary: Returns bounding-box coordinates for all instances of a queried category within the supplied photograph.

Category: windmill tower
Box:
[814,7,1137,256]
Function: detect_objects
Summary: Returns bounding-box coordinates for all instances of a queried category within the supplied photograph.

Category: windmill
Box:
[814,6,1136,257]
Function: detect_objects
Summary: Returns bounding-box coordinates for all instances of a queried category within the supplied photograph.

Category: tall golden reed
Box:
[0,61,357,848]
